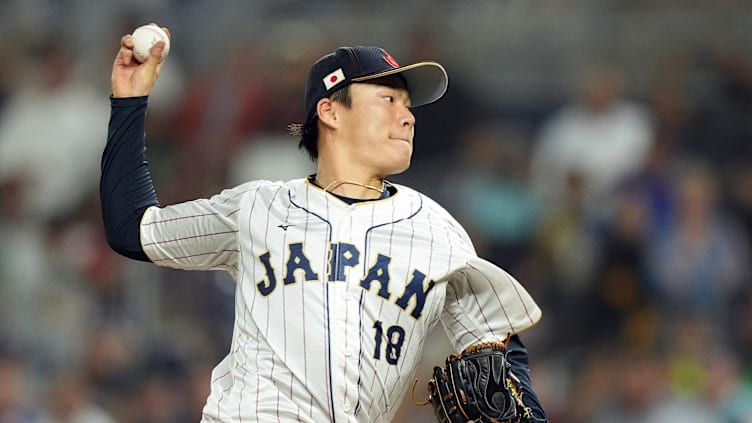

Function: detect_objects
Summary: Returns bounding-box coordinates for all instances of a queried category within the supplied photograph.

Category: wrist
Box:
[110,95,149,107]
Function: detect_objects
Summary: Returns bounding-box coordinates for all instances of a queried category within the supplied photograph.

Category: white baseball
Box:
[131,25,170,63]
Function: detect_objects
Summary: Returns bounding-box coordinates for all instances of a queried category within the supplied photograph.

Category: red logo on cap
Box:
[330,75,339,83]
[381,49,400,68]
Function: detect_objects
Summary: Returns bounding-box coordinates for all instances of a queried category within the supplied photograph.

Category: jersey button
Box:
[342,402,351,413]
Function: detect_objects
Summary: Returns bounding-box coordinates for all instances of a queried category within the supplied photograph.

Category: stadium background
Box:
[1,1,752,422]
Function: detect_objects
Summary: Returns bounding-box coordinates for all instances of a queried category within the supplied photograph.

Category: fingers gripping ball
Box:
[132,25,170,63]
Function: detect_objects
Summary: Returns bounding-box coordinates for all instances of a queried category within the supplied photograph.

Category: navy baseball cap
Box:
[302,46,448,124]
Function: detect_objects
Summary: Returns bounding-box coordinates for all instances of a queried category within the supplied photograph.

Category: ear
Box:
[316,97,338,129]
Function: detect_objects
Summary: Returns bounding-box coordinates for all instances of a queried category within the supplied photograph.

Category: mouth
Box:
[390,136,412,144]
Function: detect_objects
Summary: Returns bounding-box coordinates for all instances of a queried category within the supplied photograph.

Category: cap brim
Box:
[352,61,448,108]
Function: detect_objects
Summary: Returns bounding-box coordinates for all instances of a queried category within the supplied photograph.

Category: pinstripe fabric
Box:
[140,178,541,423]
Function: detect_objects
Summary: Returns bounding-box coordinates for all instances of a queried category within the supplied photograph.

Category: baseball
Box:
[131,25,170,63]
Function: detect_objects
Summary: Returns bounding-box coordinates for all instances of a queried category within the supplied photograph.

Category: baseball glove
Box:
[418,339,531,423]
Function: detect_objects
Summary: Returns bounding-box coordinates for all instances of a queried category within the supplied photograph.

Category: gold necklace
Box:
[321,179,385,194]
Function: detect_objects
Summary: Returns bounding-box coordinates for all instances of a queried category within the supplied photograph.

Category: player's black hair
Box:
[292,85,352,161]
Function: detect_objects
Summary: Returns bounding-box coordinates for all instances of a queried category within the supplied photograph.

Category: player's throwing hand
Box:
[111,23,170,98]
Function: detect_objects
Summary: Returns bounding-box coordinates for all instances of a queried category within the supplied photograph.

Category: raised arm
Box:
[100,25,169,261]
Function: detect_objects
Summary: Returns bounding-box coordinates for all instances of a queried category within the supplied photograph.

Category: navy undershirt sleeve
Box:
[507,334,549,422]
[100,96,159,262]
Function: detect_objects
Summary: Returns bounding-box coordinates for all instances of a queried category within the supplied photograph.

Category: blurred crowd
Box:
[1,2,752,422]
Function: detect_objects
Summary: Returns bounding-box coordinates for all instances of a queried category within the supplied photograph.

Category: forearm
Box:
[507,334,549,422]
[100,96,159,262]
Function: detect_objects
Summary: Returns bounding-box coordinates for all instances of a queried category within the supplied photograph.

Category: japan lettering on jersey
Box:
[140,178,541,423]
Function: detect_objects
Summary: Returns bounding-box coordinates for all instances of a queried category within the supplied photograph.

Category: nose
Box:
[401,107,416,128]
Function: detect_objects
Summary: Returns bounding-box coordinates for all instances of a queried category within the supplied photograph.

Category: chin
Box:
[380,145,412,175]
[386,158,411,176]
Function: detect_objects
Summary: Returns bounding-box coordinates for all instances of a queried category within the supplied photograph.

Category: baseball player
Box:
[101,25,548,422]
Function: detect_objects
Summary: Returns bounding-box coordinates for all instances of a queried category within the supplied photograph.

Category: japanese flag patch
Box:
[323,68,346,90]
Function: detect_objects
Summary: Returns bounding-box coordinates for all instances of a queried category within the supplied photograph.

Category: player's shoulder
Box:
[226,178,304,195]
[395,183,476,252]
[211,178,304,206]
[392,183,461,224]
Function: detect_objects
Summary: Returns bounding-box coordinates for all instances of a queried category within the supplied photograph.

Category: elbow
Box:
[102,213,151,262]
[104,226,132,257]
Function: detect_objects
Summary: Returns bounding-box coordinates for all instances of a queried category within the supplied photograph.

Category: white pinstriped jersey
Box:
[140,178,541,423]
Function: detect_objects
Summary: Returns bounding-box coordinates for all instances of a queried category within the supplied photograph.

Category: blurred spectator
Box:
[727,162,752,250]
[535,169,600,346]
[586,190,655,348]
[643,398,718,423]
[646,319,748,423]
[581,342,730,423]
[0,176,52,352]
[228,132,316,186]
[441,121,541,267]
[683,49,752,172]
[0,35,108,222]
[124,346,190,423]
[645,160,750,325]
[171,41,272,197]
[81,323,142,411]
[42,371,116,423]
[260,22,329,133]
[587,349,670,423]
[223,25,324,185]
[529,63,655,218]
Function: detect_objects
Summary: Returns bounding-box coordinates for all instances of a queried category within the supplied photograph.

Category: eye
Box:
[383,95,394,103]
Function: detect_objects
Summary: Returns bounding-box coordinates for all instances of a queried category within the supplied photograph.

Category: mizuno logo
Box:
[278,224,293,231]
